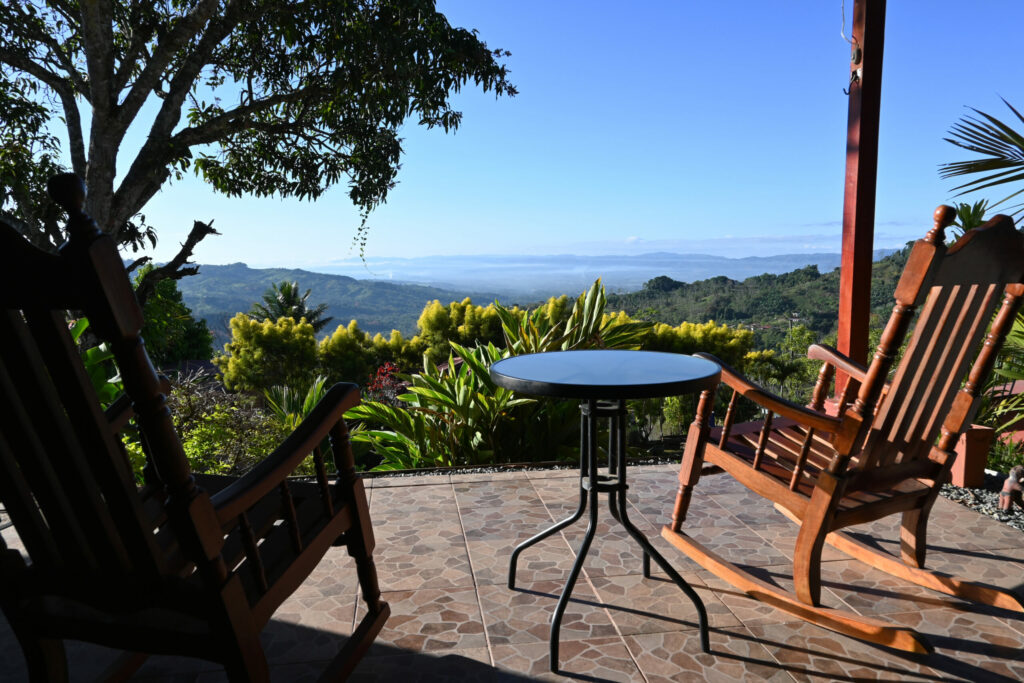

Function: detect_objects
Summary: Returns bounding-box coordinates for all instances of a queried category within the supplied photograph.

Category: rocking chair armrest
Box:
[695,353,842,434]
[210,383,361,524]
[806,344,869,382]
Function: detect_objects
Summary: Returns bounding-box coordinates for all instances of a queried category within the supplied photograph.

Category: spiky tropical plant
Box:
[950,199,990,239]
[264,375,331,432]
[249,281,333,333]
[939,98,1024,219]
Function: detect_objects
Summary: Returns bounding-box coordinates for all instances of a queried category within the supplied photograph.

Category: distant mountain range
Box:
[314,250,896,297]
[176,250,896,346]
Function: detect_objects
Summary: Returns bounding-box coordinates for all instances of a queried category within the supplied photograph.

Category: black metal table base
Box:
[507,399,710,672]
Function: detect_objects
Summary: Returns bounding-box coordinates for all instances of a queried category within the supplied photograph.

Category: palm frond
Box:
[939,98,1024,218]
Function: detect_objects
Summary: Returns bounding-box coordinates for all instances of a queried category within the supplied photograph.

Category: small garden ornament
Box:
[999,465,1024,512]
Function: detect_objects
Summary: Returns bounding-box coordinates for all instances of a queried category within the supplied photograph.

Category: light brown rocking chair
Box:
[0,175,389,681]
[662,206,1024,653]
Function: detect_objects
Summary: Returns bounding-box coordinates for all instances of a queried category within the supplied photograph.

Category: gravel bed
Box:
[939,471,1024,534]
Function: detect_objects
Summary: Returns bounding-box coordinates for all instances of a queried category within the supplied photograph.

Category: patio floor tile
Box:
[373,538,475,592]
[2,465,1022,681]
[623,629,797,683]
[369,481,457,514]
[454,480,546,509]
[468,537,575,586]
[478,580,618,646]
[590,573,739,637]
[358,587,486,653]
[746,619,946,681]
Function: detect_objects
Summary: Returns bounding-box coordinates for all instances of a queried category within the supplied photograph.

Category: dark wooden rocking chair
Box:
[662,206,1024,653]
[0,175,389,681]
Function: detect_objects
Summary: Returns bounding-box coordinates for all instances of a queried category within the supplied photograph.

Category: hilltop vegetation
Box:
[174,262,499,346]
[607,246,912,348]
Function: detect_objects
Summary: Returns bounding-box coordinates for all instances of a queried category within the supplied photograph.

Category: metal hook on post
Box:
[843,68,862,96]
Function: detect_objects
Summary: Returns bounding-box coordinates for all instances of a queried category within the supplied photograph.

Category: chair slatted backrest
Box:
[848,214,1024,482]
[0,218,166,588]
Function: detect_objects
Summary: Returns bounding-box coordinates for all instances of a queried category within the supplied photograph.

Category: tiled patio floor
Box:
[3,465,1024,681]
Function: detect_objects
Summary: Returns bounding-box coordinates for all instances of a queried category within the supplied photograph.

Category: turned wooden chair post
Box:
[671,387,715,530]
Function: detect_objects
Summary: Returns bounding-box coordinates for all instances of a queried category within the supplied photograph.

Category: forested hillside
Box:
[607,246,911,348]
[175,263,498,346]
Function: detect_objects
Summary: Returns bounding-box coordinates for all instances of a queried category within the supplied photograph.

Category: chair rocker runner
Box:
[662,205,1024,654]
[0,174,389,681]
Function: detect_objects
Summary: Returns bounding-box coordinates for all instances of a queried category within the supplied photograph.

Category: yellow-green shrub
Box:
[215,314,318,391]
[642,320,755,367]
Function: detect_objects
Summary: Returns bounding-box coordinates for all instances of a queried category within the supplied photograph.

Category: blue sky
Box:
[134,1,1024,268]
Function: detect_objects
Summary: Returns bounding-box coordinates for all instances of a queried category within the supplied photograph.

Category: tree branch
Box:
[0,47,71,99]
[125,255,151,274]
[7,1,90,96]
[115,0,224,127]
[111,1,251,224]
[78,0,116,115]
[63,93,87,176]
[173,87,321,148]
[133,219,219,307]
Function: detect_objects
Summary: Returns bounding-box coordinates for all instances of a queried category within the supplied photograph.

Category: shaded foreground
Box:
[2,465,1023,681]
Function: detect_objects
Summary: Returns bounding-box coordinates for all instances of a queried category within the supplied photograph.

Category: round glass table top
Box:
[489,349,721,400]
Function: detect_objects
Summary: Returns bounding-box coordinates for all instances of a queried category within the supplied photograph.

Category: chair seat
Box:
[711,418,932,521]
[710,417,835,496]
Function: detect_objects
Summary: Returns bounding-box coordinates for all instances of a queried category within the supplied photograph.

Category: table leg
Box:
[514,398,711,672]
[609,409,711,654]
[507,412,589,590]
[549,403,599,671]
[607,401,623,525]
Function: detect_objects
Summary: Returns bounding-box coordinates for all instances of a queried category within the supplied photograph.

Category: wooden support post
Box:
[837,0,886,393]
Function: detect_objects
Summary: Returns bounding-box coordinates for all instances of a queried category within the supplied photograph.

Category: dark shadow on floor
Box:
[0,615,537,682]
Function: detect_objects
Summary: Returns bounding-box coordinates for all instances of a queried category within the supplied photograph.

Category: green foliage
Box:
[629,398,664,443]
[249,281,333,334]
[216,278,778,471]
[70,318,123,406]
[0,69,65,250]
[123,373,289,481]
[950,199,991,238]
[608,250,910,349]
[642,319,754,367]
[346,280,757,470]
[348,343,541,469]
[263,375,332,476]
[940,98,1024,218]
[981,313,1024,434]
[264,375,330,432]
[215,315,319,391]
[416,298,505,363]
[987,436,1024,474]
[661,395,689,436]
[319,320,425,384]
[134,265,213,367]
[1,0,515,250]
[496,281,651,354]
